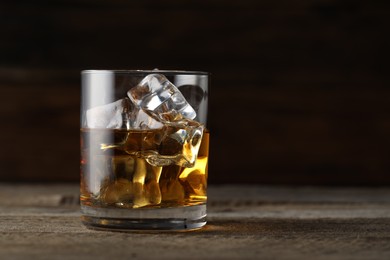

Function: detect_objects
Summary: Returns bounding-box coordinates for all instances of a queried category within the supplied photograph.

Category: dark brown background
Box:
[1,0,389,185]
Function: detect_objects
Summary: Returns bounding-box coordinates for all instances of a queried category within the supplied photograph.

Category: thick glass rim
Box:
[81,69,209,75]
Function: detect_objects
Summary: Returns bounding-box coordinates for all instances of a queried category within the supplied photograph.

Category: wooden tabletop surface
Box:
[0,184,389,259]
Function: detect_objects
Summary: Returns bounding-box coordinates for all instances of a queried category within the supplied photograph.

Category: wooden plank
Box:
[0,217,389,260]
[2,184,390,215]
[0,184,390,259]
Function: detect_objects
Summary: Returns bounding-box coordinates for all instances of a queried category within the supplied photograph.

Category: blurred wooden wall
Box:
[1,0,389,185]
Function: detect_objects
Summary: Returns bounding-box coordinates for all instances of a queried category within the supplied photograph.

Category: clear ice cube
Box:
[86,98,131,129]
[86,97,163,130]
[127,74,196,123]
[140,120,204,167]
[132,158,162,208]
[130,109,164,129]
[100,178,133,205]
[89,73,205,169]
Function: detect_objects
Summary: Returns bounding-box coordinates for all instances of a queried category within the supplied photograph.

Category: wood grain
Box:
[1,184,390,259]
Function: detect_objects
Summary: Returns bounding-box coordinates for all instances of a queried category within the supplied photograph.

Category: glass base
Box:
[81,204,206,231]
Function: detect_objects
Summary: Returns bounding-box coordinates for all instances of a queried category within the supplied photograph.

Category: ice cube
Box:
[141,120,204,167]
[130,109,164,129]
[132,158,162,208]
[86,98,131,129]
[160,178,185,202]
[127,74,196,122]
[100,178,133,205]
[179,156,208,199]
[160,166,185,202]
[85,97,163,130]
[145,181,162,205]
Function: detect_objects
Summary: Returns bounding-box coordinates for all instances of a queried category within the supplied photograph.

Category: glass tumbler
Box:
[80,70,209,231]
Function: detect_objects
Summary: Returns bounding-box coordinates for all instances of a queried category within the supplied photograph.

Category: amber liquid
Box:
[80,128,209,209]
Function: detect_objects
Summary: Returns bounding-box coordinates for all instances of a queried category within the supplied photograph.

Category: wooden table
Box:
[1,184,390,259]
